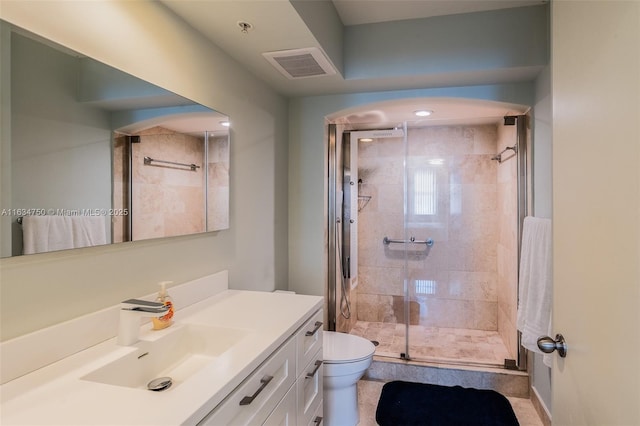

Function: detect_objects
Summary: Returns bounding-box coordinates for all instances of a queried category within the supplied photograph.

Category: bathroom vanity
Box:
[0,272,324,425]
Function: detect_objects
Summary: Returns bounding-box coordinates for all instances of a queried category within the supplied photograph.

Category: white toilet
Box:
[323,331,376,426]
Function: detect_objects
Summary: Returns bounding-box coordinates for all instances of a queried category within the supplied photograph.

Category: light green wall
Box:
[0,1,288,340]
[344,5,548,81]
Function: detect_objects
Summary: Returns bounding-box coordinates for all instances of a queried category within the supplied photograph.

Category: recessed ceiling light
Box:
[220,121,230,127]
[359,138,373,142]
[414,110,433,117]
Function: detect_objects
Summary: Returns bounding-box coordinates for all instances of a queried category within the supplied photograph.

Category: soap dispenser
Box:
[152,281,174,330]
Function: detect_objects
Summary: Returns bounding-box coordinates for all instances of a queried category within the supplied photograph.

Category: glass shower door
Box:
[402,119,521,367]
[352,128,408,358]
[402,121,444,360]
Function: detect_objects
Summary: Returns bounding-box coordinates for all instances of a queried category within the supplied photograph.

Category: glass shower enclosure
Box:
[328,117,528,369]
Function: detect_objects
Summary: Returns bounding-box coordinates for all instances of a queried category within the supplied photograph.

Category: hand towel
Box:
[516,216,553,367]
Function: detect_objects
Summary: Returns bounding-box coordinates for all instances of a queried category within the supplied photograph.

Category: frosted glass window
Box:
[412,168,437,215]
[415,279,437,295]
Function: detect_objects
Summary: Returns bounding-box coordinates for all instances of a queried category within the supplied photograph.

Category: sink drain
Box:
[147,377,172,392]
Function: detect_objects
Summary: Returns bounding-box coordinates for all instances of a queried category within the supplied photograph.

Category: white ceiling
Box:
[160,0,542,126]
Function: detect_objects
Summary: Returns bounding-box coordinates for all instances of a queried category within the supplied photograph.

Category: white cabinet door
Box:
[297,349,323,426]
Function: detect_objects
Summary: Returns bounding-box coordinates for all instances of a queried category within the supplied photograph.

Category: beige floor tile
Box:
[351,320,512,365]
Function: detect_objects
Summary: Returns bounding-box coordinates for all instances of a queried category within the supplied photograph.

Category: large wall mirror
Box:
[1,21,230,258]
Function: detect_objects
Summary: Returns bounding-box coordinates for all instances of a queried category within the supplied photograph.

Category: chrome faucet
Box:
[117,299,170,346]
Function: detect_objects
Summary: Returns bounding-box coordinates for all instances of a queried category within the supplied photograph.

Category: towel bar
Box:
[144,156,200,171]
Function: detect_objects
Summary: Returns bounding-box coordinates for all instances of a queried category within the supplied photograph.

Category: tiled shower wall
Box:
[132,127,205,240]
[113,126,206,242]
[357,124,517,334]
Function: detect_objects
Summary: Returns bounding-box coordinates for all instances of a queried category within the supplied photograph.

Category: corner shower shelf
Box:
[358,195,371,212]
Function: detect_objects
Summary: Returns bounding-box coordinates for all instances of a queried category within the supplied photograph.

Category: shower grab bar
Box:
[383,236,434,247]
[144,156,200,171]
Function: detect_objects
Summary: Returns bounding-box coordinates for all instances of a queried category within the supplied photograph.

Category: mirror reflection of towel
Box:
[516,216,553,367]
[22,215,107,255]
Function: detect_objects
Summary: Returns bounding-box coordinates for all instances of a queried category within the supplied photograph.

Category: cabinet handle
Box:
[305,360,323,379]
[305,321,323,336]
[313,416,323,425]
[239,375,273,406]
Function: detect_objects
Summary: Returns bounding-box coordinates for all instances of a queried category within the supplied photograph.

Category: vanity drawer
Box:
[295,309,323,376]
[297,347,323,426]
[198,338,296,426]
[262,385,297,426]
[307,402,324,426]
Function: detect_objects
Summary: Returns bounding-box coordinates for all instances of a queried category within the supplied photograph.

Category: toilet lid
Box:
[323,331,375,363]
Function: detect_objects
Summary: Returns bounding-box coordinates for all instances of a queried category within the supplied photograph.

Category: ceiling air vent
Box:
[262,47,336,79]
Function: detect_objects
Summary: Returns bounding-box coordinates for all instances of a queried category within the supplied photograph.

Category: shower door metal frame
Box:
[515,114,530,371]
[327,123,338,331]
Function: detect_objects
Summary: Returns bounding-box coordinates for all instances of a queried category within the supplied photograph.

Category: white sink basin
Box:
[82,324,250,390]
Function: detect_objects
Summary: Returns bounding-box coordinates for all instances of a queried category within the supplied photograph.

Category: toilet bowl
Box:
[323,331,375,426]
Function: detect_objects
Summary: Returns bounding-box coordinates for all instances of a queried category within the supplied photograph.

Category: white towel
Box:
[516,216,553,367]
[22,216,71,254]
[70,216,107,249]
[22,215,106,255]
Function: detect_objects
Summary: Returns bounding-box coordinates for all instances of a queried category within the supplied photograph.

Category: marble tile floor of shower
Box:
[350,320,512,366]
[356,380,544,426]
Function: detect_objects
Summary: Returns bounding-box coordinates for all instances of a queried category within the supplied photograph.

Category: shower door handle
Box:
[537,334,567,357]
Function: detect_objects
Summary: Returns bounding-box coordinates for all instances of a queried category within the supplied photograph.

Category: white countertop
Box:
[0,288,323,425]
